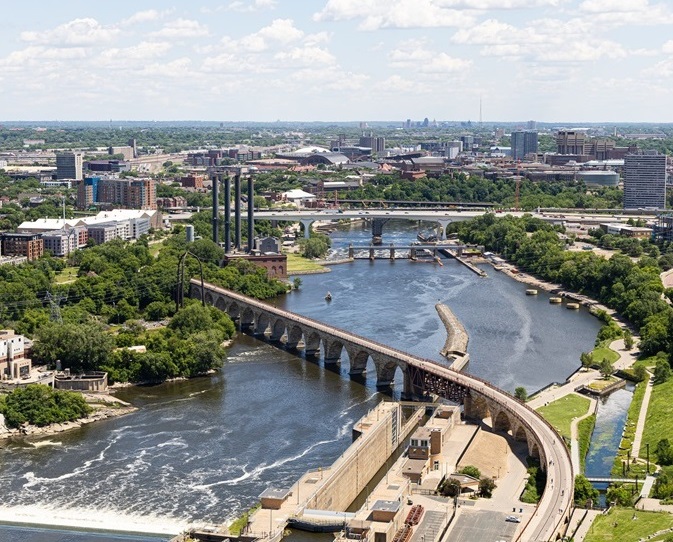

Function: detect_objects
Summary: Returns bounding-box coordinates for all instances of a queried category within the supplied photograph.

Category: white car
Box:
[505,515,521,523]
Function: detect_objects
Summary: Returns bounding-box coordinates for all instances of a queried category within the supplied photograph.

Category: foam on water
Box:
[0,505,190,536]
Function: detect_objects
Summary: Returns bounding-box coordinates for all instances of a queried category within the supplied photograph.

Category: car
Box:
[505,515,521,523]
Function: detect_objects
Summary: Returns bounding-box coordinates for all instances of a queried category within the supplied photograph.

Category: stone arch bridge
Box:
[191,280,574,542]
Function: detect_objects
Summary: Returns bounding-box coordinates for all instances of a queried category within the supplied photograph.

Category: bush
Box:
[0,384,92,428]
[459,465,482,479]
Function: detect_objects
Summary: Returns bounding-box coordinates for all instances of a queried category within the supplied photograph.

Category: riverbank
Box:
[0,393,136,441]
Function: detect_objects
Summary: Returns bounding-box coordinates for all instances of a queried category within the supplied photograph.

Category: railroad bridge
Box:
[191,280,574,542]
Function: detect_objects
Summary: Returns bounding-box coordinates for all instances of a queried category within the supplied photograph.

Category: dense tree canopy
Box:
[0,384,92,428]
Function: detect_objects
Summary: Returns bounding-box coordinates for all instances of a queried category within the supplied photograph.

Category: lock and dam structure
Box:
[191,280,574,542]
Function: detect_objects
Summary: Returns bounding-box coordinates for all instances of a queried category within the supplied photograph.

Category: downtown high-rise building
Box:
[56,151,83,180]
[623,151,667,210]
[511,131,538,160]
[77,176,156,210]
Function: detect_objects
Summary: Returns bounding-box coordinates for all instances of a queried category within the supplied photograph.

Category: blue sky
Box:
[1,0,672,122]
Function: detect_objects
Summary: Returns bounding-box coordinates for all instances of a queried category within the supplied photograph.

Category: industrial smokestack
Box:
[212,174,219,245]
[234,173,242,250]
[224,175,231,253]
[247,176,254,253]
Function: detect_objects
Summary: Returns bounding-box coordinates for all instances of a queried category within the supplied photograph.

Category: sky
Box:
[1,0,673,123]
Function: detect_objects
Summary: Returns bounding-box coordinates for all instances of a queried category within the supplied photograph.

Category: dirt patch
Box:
[458,430,509,480]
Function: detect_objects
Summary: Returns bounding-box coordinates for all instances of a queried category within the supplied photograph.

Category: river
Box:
[0,220,602,541]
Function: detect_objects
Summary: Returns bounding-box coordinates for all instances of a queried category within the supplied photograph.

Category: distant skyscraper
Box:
[56,152,83,180]
[359,133,385,154]
[511,131,538,160]
[623,151,667,210]
[556,130,586,155]
[527,120,537,130]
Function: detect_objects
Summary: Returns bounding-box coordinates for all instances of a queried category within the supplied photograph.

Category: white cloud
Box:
[100,42,173,62]
[151,19,209,39]
[389,39,471,72]
[578,0,673,25]
[20,18,119,47]
[663,40,673,54]
[121,10,169,25]
[274,46,336,67]
[224,0,278,12]
[314,0,475,29]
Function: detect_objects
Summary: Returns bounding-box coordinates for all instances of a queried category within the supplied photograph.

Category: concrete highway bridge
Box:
[253,208,647,241]
[192,280,575,542]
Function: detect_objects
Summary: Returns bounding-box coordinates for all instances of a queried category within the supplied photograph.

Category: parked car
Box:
[505,515,521,523]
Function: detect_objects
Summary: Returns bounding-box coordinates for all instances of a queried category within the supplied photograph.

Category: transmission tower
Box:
[45,291,66,323]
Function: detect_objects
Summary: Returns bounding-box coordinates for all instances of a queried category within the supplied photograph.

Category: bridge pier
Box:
[437,219,451,240]
[369,246,375,260]
[348,244,354,259]
[389,244,395,260]
[300,219,313,239]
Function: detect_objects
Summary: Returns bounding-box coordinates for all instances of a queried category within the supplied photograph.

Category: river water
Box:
[0,220,602,541]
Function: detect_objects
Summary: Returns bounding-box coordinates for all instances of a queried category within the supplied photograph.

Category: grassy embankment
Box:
[578,414,596,473]
[592,343,620,365]
[584,508,673,542]
[285,252,325,273]
[640,375,673,461]
[536,393,592,442]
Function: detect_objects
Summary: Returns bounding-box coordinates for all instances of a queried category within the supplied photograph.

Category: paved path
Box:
[570,397,597,474]
[569,509,603,541]
[631,371,654,460]
[641,475,656,499]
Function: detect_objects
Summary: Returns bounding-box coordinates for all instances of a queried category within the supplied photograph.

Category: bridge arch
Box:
[304,331,322,356]
[215,296,227,312]
[255,313,270,335]
[375,359,400,389]
[324,340,344,364]
[349,348,370,375]
[286,325,304,350]
[241,308,254,329]
[227,302,241,320]
[204,292,215,306]
[270,318,286,342]
[493,409,513,433]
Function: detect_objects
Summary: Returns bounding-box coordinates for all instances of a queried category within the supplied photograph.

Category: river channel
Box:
[0,221,602,541]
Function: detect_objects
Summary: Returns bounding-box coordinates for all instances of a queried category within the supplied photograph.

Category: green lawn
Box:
[592,345,620,365]
[285,252,326,273]
[536,393,592,440]
[54,266,79,284]
[584,508,673,542]
[587,377,620,391]
[149,240,166,258]
[640,376,673,461]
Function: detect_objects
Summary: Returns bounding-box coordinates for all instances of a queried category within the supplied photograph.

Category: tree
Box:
[656,439,673,466]
[606,484,633,506]
[478,477,496,498]
[438,477,462,497]
[300,237,329,259]
[580,351,594,371]
[654,358,672,384]
[33,322,115,373]
[574,474,599,507]
[293,277,302,290]
[514,386,528,401]
[633,364,648,383]
[623,330,634,350]
[0,384,92,428]
[599,358,613,379]
[459,465,481,479]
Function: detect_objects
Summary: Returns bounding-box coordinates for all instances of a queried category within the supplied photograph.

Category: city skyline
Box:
[1,0,673,123]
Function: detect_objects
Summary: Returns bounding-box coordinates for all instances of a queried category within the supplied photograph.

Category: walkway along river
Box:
[0,221,602,541]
